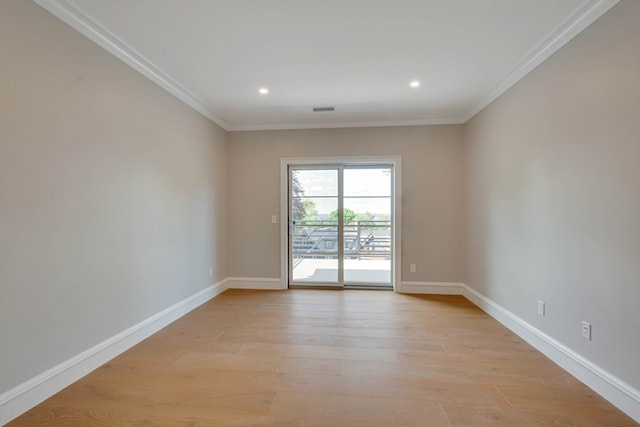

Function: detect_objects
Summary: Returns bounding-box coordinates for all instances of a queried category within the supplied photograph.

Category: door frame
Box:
[280,156,402,291]
[288,164,344,288]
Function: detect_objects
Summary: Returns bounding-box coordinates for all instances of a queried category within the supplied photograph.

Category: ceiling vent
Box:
[313,106,335,112]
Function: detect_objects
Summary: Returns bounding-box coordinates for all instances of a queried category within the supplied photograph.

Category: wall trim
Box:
[227,117,462,131]
[462,0,619,122]
[34,0,618,131]
[280,156,402,291]
[0,280,228,426]
[226,277,285,290]
[397,281,464,295]
[459,284,640,424]
[398,280,639,422]
[4,279,637,424]
[33,0,229,129]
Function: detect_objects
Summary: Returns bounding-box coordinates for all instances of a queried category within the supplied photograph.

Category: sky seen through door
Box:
[295,168,391,218]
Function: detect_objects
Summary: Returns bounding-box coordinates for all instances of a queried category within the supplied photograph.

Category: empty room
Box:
[1,0,638,426]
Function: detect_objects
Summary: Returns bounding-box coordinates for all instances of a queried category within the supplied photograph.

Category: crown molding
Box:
[226,116,463,132]
[462,0,620,123]
[33,0,230,130]
[34,0,618,131]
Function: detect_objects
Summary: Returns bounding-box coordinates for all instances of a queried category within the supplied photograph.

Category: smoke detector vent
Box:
[313,106,335,112]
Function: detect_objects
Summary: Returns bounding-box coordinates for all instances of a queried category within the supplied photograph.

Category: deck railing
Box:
[291,220,391,260]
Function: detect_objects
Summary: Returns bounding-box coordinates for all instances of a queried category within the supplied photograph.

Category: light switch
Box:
[271,215,278,224]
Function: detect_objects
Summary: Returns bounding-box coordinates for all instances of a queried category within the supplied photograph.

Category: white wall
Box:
[0,0,227,394]
[227,126,466,284]
[465,0,640,393]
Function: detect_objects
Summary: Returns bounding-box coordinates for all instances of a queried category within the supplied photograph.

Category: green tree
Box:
[328,208,357,224]
[355,211,375,222]
[302,199,318,221]
[291,174,306,221]
[291,174,320,222]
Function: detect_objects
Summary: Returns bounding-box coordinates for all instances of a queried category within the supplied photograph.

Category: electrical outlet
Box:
[209,266,213,277]
[537,300,545,317]
[271,215,278,224]
[410,264,416,273]
[581,321,592,340]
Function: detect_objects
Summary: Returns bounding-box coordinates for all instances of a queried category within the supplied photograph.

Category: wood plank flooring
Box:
[8,289,638,426]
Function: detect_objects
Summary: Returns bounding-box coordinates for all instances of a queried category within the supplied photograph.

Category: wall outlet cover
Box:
[538,300,545,317]
[581,321,592,340]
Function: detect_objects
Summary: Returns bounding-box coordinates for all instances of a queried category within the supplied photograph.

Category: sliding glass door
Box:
[289,167,341,285]
[343,167,392,285]
[288,164,393,288]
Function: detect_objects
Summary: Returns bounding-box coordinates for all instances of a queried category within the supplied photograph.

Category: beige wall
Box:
[0,0,227,393]
[227,125,466,283]
[4,0,638,416]
[465,0,640,390]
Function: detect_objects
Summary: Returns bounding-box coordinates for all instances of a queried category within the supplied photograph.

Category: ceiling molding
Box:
[34,0,619,131]
[227,117,464,132]
[33,0,230,130]
[462,0,620,123]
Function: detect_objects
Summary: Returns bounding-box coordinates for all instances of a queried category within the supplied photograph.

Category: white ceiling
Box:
[36,0,618,131]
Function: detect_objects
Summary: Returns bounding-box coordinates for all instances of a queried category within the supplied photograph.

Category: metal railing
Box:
[291,220,391,260]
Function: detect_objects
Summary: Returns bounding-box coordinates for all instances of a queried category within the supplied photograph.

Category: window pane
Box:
[343,197,391,219]
[292,256,339,283]
[291,197,338,223]
[292,169,338,197]
[344,168,391,197]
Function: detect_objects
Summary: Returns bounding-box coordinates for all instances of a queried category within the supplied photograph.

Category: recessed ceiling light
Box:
[409,80,421,88]
[258,87,269,95]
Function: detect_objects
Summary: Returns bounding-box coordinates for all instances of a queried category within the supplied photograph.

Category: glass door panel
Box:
[289,168,341,286]
[289,164,393,289]
[343,167,392,286]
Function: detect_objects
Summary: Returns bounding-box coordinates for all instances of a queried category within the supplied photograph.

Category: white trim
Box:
[226,277,285,290]
[33,0,229,129]
[0,280,228,425]
[226,117,462,132]
[398,279,640,422]
[461,284,640,424]
[398,281,464,295]
[392,160,402,292]
[280,160,290,290]
[4,277,637,424]
[280,156,402,291]
[34,0,618,131]
[462,0,619,122]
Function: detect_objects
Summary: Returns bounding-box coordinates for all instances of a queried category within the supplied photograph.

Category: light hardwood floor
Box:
[8,289,637,426]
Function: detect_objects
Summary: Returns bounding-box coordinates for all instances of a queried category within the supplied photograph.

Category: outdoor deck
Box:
[292,258,391,285]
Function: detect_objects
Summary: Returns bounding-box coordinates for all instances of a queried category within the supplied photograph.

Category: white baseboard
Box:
[0,280,228,426]
[398,281,464,295]
[461,284,640,424]
[397,280,639,422]
[4,279,637,424]
[226,277,285,290]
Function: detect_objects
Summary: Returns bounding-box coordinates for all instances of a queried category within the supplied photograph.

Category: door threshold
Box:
[288,285,343,290]
[288,284,393,291]
[344,284,393,291]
